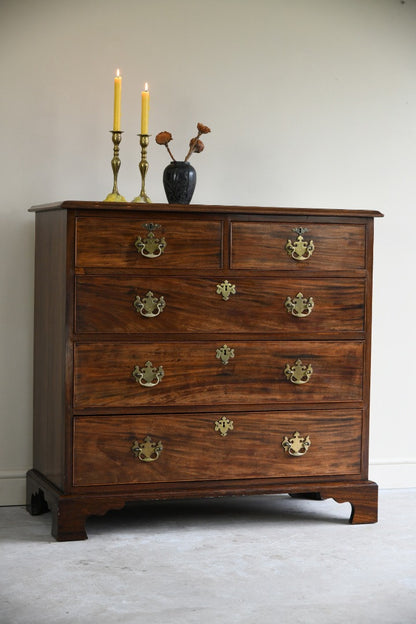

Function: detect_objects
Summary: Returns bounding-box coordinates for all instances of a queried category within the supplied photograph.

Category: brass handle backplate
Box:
[216,280,236,301]
[132,361,164,387]
[133,291,166,318]
[285,292,314,317]
[285,227,315,261]
[135,223,167,258]
[131,436,163,462]
[282,431,311,456]
[284,359,313,384]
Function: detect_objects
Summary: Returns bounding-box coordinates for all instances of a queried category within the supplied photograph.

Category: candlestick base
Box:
[132,192,151,203]
[104,191,127,202]
[104,130,126,202]
[132,134,151,204]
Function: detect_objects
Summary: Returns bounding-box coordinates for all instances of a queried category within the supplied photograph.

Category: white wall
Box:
[1,0,415,504]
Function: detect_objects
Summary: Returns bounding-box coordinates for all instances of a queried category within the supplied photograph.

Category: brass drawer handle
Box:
[216,344,235,365]
[285,227,315,261]
[285,292,314,317]
[216,280,236,301]
[133,291,166,318]
[135,223,167,258]
[214,416,234,437]
[131,436,163,462]
[132,361,164,387]
[282,431,311,456]
[284,359,313,384]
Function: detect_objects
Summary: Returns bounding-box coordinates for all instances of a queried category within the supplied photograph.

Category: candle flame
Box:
[144,82,149,91]
[116,68,120,77]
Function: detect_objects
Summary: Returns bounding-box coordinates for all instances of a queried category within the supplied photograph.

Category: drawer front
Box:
[231,221,366,270]
[75,217,223,269]
[72,410,362,486]
[73,341,364,409]
[75,276,365,334]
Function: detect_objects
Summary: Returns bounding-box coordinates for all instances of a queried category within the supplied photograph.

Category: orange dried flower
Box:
[184,122,211,161]
[155,131,175,161]
[197,123,211,134]
[155,131,172,145]
[190,138,204,153]
[155,122,211,162]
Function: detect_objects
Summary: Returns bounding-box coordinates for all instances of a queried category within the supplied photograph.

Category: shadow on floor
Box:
[85,494,351,537]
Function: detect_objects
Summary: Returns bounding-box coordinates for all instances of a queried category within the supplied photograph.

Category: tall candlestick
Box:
[141,82,149,134]
[113,69,122,131]
[104,131,126,202]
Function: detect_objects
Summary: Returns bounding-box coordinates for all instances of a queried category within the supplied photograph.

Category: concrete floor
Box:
[0,489,415,624]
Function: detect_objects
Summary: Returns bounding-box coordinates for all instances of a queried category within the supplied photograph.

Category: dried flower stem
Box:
[184,131,202,162]
[165,144,176,162]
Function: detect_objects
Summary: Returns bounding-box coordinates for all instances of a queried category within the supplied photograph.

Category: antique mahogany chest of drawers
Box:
[27,201,382,540]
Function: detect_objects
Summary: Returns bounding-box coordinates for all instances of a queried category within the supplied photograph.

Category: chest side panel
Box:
[33,209,70,489]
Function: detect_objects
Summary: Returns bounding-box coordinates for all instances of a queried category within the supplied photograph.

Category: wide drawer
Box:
[231,221,366,270]
[73,341,364,409]
[75,216,223,269]
[75,276,365,334]
[72,410,363,486]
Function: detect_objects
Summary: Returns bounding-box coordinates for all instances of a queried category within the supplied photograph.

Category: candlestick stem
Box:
[132,134,151,203]
[104,130,126,202]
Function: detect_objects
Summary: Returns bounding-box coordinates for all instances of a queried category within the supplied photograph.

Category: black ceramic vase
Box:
[163,161,196,204]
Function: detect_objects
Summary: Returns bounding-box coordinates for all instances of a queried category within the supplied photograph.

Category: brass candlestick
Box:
[132,134,151,203]
[104,130,126,202]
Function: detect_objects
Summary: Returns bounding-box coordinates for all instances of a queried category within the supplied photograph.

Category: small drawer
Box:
[72,410,363,486]
[75,216,223,269]
[73,340,364,409]
[231,221,366,270]
[75,276,365,334]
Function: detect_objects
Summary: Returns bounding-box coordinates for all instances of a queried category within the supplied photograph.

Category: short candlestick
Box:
[132,134,151,203]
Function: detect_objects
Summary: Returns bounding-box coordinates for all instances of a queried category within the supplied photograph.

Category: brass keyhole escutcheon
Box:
[135,223,167,258]
[216,344,235,365]
[216,280,236,301]
[214,416,234,437]
[132,361,165,387]
[134,291,166,318]
[285,227,315,261]
[285,292,314,317]
[284,359,313,385]
[131,436,163,462]
[282,431,311,456]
